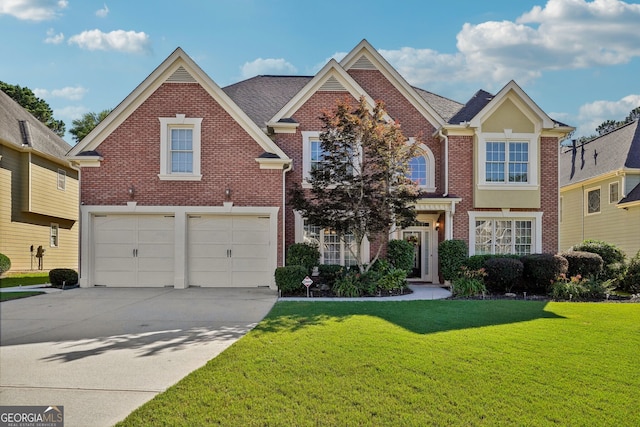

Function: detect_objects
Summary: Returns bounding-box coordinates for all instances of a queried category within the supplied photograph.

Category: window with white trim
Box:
[609,182,619,204]
[159,115,203,180]
[404,140,436,192]
[586,187,600,214]
[57,169,66,190]
[468,211,542,256]
[477,132,538,189]
[50,223,59,247]
[303,220,357,266]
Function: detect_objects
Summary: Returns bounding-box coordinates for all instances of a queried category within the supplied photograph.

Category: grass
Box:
[0,291,45,302]
[117,300,640,426]
[0,272,50,288]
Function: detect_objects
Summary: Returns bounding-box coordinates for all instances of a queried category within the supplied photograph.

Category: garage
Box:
[187,215,271,287]
[93,214,175,287]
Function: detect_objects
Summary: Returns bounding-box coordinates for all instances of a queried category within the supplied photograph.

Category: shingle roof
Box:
[448,90,494,124]
[0,90,72,161]
[412,87,463,122]
[559,120,640,187]
[223,75,312,130]
[619,182,640,205]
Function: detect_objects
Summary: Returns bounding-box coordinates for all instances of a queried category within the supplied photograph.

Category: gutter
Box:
[282,161,293,265]
[438,129,449,197]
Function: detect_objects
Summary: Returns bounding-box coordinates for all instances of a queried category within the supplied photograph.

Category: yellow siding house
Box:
[0,91,78,272]
[559,120,640,258]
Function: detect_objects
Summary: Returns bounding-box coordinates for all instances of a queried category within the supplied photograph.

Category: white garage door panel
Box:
[188,215,271,287]
[93,215,175,287]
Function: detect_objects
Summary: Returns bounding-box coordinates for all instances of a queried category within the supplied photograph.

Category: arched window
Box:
[406,139,436,192]
[408,155,427,186]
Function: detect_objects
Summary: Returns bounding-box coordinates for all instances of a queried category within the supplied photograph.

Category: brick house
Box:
[68,40,572,288]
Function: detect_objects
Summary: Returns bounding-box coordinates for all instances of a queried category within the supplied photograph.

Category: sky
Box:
[1,0,639,145]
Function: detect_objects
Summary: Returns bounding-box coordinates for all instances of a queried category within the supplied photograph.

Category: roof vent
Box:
[351,54,375,70]
[19,120,32,146]
[167,66,197,83]
[319,76,346,92]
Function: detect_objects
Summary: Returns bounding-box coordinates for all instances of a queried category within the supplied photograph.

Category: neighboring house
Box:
[559,120,640,258]
[68,40,572,288]
[0,90,79,272]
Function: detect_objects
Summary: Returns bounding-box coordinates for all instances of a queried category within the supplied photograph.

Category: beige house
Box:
[559,120,640,258]
[0,90,79,272]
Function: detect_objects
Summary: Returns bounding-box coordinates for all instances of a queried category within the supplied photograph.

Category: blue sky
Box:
[1,0,639,144]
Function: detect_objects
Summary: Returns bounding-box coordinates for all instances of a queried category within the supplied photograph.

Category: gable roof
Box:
[67,47,290,163]
[448,90,495,124]
[559,120,640,187]
[0,90,72,163]
[413,87,463,122]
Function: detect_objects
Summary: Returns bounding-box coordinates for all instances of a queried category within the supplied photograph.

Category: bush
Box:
[521,253,568,293]
[317,264,344,288]
[464,254,521,271]
[333,271,362,297]
[484,257,524,293]
[286,243,320,273]
[438,239,468,281]
[387,239,415,273]
[274,265,308,294]
[452,266,487,297]
[48,268,78,288]
[377,267,408,292]
[0,253,11,274]
[560,251,603,278]
[622,251,640,293]
[571,240,626,281]
[550,274,615,301]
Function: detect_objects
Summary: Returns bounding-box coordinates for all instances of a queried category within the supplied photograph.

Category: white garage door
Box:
[93,215,175,287]
[188,215,271,287]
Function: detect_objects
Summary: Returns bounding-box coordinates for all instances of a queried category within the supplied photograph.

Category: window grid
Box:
[170,128,193,173]
[485,141,529,183]
[57,169,66,190]
[50,224,59,247]
[303,220,356,266]
[485,142,505,182]
[508,142,528,182]
[408,155,427,186]
[310,140,324,171]
[475,219,532,255]
[609,182,619,204]
[587,188,600,214]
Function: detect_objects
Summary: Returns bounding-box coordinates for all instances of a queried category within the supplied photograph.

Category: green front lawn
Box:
[117,301,640,426]
[0,272,50,288]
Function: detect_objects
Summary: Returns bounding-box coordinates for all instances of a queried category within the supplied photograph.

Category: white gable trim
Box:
[68,48,290,163]
[340,39,445,128]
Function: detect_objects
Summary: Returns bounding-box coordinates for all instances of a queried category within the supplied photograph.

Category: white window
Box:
[477,132,538,190]
[586,187,600,215]
[50,223,59,247]
[159,114,202,180]
[406,140,436,192]
[609,182,620,204]
[57,169,66,190]
[302,131,360,187]
[468,211,542,256]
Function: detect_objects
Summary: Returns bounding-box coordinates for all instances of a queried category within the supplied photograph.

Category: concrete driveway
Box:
[0,287,278,427]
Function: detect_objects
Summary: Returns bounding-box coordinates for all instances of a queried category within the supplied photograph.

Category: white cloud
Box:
[96,4,109,18]
[240,58,297,79]
[575,94,640,136]
[34,86,87,101]
[44,28,64,44]
[55,105,88,122]
[0,0,67,21]
[68,29,151,54]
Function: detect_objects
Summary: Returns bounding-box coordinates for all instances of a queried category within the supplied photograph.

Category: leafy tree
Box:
[290,96,420,273]
[596,119,619,136]
[0,81,66,137]
[69,109,112,143]
[625,106,640,123]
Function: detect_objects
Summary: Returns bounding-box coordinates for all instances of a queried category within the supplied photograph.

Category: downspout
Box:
[282,161,293,267]
[438,128,449,197]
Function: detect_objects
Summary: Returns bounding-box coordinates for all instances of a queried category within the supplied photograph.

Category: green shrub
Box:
[377,267,408,292]
[452,266,487,297]
[48,268,78,288]
[622,251,640,293]
[464,254,495,271]
[387,239,415,273]
[0,253,11,274]
[571,240,627,281]
[438,239,468,281]
[286,243,320,273]
[550,274,615,301]
[560,251,603,278]
[318,264,344,288]
[333,271,362,297]
[274,265,308,294]
[521,253,568,293]
[484,257,524,293]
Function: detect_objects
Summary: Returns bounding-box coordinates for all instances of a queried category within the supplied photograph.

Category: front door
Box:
[402,227,433,282]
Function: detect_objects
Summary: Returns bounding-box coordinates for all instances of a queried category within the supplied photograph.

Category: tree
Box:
[0,81,66,138]
[596,119,618,136]
[289,96,420,273]
[69,109,112,143]
[625,106,640,123]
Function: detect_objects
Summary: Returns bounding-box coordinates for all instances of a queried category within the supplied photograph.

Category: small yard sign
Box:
[302,276,313,297]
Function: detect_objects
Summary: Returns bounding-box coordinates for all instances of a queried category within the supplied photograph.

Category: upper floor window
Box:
[57,169,66,190]
[159,114,203,181]
[477,132,538,190]
[586,187,600,214]
[609,182,620,204]
[406,140,436,192]
[50,223,59,247]
[302,131,358,187]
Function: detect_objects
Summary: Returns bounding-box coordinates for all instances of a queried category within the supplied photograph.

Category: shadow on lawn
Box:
[255,300,566,335]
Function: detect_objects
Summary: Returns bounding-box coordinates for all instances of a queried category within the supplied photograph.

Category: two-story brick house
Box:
[68,40,572,288]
